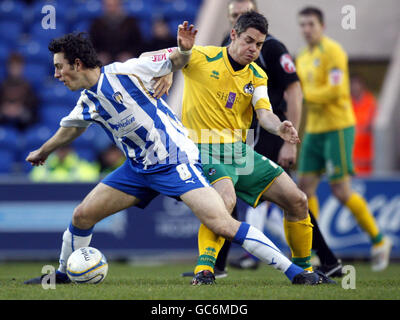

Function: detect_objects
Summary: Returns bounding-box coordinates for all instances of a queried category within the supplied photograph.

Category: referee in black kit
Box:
[204,0,342,277]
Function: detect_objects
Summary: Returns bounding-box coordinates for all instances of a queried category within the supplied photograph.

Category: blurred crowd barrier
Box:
[0,177,398,260]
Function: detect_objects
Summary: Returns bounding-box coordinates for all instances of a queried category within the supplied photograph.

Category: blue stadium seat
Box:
[0,126,20,173]
[0,0,25,23]
[162,0,198,22]
[21,124,56,171]
[75,147,97,162]
[72,124,97,149]
[23,62,51,89]
[0,150,16,174]
[167,18,184,36]
[38,105,70,128]
[38,80,80,108]
[72,124,113,154]
[124,0,155,19]
[0,66,5,82]
[29,21,67,45]
[24,0,68,26]
[0,45,9,65]
[19,124,57,172]
[138,18,154,41]
[0,20,23,46]
[0,126,19,151]
[81,124,114,153]
[70,20,92,34]
[191,0,204,7]
[68,0,103,27]
[22,0,67,32]
[17,39,52,65]
[23,124,55,151]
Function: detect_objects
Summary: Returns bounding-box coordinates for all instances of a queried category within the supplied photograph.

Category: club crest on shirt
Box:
[113,91,124,104]
[329,68,343,85]
[208,168,217,176]
[243,82,254,94]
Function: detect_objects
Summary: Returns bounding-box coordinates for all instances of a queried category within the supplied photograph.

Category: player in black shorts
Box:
[208,0,342,278]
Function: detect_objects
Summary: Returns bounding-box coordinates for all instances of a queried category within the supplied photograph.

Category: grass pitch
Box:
[0,261,399,300]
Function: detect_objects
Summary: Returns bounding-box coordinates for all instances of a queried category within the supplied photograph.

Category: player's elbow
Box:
[255,108,269,121]
[170,51,190,72]
[170,60,188,72]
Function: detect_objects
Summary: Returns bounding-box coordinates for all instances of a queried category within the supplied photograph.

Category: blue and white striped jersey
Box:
[60,54,200,172]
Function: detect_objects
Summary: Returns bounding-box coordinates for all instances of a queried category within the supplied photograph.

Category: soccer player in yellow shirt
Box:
[295,7,391,271]
[180,11,335,285]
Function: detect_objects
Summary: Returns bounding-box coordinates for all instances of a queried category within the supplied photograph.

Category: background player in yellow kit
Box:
[295,7,391,271]
[181,11,333,284]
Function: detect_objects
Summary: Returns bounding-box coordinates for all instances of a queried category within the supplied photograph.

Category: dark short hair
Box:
[233,11,268,36]
[299,6,324,25]
[48,32,102,68]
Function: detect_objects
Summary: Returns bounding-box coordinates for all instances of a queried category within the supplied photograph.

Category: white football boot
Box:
[371,236,392,272]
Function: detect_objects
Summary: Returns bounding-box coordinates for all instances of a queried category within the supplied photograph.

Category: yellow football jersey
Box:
[296,36,355,133]
[181,45,272,143]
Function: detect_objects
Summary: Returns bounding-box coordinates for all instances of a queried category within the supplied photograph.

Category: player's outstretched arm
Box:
[255,108,300,144]
[26,126,86,166]
[170,21,198,72]
[137,21,196,98]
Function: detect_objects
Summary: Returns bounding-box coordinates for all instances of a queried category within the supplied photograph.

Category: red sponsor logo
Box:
[151,53,167,62]
[280,53,296,73]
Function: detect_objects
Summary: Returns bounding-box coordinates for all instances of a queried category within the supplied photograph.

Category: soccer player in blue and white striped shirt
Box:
[24,22,325,285]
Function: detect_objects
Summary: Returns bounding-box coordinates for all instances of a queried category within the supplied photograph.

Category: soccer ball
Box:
[66,247,108,284]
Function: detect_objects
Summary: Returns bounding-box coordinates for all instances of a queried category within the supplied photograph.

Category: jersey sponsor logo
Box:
[225,92,237,109]
[216,91,242,106]
[112,91,124,104]
[108,115,136,131]
[151,53,167,62]
[280,53,296,73]
[313,58,320,67]
[243,81,254,94]
[329,68,344,85]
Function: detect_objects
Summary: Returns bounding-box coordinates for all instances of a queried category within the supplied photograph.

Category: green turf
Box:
[0,261,399,300]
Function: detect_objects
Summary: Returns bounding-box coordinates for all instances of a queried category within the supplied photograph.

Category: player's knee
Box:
[289,190,308,219]
[330,184,350,204]
[72,203,94,229]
